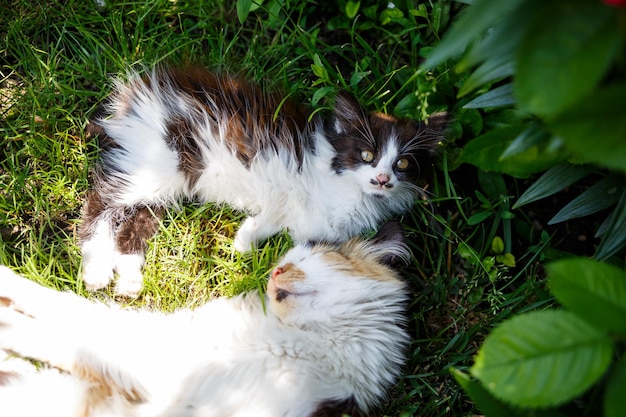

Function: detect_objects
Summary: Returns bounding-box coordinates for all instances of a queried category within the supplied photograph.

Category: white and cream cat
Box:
[79,67,447,295]
[0,224,410,417]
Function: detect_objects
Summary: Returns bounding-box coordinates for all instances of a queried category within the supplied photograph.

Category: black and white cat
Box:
[79,67,447,295]
[0,225,410,417]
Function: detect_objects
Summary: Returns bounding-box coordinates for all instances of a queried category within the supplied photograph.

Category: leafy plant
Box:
[424,0,626,259]
[425,0,626,414]
[454,258,626,417]
[514,168,626,260]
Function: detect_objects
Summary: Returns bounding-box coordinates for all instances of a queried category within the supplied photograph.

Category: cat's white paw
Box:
[82,259,115,291]
[233,216,282,253]
[113,253,145,298]
[233,233,255,253]
[81,223,116,291]
[114,275,143,298]
[233,218,258,253]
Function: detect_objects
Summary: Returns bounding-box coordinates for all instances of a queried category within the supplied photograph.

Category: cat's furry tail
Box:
[367,221,412,267]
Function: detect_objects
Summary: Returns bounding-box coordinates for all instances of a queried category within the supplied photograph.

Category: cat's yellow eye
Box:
[396,158,410,170]
[361,150,375,162]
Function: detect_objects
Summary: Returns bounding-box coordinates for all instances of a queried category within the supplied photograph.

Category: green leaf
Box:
[311,86,335,107]
[482,256,495,272]
[463,84,515,109]
[266,0,284,28]
[345,1,360,19]
[431,2,442,35]
[468,211,492,225]
[236,0,253,24]
[394,93,420,119]
[474,189,491,207]
[548,83,626,172]
[451,369,519,417]
[409,4,428,19]
[491,236,504,254]
[422,0,525,69]
[457,241,476,261]
[458,107,483,137]
[547,257,626,334]
[595,208,615,239]
[380,8,403,25]
[458,54,514,97]
[310,54,328,80]
[452,368,568,417]
[460,126,565,178]
[595,190,626,260]
[471,310,613,408]
[513,163,594,209]
[500,121,551,160]
[605,356,626,417]
[549,174,625,224]
[515,0,620,115]
[477,170,507,200]
[456,1,531,73]
[497,253,516,267]
[349,71,369,89]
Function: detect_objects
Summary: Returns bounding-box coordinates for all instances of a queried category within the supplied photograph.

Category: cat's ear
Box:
[409,111,449,152]
[331,92,366,134]
[424,112,450,145]
[426,111,449,132]
[369,222,411,267]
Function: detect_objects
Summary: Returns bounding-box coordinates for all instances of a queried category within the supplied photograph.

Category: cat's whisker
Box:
[402,133,439,154]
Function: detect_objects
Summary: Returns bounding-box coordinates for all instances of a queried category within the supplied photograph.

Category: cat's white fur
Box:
[0,236,409,417]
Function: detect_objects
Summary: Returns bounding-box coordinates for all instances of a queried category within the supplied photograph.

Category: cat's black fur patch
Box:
[115,206,163,254]
[164,117,204,186]
[156,67,317,170]
[311,396,365,417]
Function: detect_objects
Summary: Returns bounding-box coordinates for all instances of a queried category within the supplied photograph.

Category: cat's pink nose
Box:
[376,174,390,186]
[272,267,284,280]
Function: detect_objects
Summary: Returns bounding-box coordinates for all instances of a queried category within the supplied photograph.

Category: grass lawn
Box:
[1,0,606,415]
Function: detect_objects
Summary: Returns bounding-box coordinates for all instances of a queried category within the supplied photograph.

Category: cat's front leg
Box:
[233,215,281,253]
[0,266,95,321]
[79,189,123,292]
[113,251,146,298]
[0,267,89,369]
[0,306,147,408]
[80,217,116,292]
[0,267,147,402]
[112,205,162,297]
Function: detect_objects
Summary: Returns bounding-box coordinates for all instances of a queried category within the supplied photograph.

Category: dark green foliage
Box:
[426,0,626,415]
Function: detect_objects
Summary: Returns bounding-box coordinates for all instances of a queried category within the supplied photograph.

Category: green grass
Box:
[0,0,556,415]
